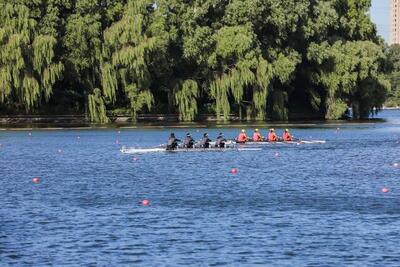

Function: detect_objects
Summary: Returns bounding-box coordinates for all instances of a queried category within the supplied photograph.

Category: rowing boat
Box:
[121,139,326,154]
[120,146,262,154]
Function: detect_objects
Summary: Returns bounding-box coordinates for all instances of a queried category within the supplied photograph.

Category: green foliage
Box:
[174,80,199,121]
[88,88,108,123]
[100,0,163,122]
[0,0,390,121]
[0,2,62,111]
[308,40,388,119]
[385,44,400,107]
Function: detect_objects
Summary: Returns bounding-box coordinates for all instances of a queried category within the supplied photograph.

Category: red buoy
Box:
[141,199,150,206]
[231,168,238,174]
[32,177,41,183]
[381,187,389,193]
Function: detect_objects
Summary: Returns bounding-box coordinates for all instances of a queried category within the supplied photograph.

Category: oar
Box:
[291,137,302,143]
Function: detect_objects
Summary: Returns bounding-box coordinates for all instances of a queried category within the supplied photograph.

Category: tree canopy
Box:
[0,0,390,121]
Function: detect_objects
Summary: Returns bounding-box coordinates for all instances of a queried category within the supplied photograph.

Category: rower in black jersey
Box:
[166,133,181,150]
[199,133,211,148]
[183,133,195,148]
[215,133,226,148]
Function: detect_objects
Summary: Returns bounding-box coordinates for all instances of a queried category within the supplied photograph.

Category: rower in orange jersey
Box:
[252,129,263,142]
[267,128,279,142]
[282,129,293,141]
[237,129,249,143]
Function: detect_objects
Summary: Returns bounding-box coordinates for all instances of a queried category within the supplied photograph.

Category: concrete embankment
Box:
[0,114,238,129]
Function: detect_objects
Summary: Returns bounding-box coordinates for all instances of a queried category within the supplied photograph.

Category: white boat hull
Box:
[120,147,261,154]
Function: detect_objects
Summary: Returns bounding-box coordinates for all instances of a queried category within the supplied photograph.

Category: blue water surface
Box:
[1,111,400,266]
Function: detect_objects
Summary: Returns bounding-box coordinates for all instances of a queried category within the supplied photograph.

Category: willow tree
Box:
[0,0,390,122]
[0,2,62,111]
[174,79,199,121]
[99,0,170,122]
[63,0,106,120]
[208,24,275,121]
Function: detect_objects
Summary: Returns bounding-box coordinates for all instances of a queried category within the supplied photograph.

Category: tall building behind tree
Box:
[391,0,400,44]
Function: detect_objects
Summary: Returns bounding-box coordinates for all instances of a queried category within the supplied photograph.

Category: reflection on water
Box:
[1,110,400,265]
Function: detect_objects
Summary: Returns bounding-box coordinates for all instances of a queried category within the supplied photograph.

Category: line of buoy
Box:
[32,177,41,183]
[231,168,238,174]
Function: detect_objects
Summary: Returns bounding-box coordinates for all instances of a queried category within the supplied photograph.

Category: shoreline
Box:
[0,114,387,130]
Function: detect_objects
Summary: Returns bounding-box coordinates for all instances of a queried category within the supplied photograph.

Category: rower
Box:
[199,133,211,148]
[237,129,248,143]
[183,133,195,148]
[215,133,226,148]
[166,133,181,150]
[267,128,279,142]
[252,128,263,142]
[282,129,293,141]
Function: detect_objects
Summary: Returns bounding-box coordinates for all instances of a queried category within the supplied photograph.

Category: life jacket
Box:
[253,132,262,142]
[237,133,248,142]
[268,132,278,142]
[283,132,292,141]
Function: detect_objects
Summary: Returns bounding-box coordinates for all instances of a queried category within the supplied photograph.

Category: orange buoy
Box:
[381,187,389,193]
[141,199,150,206]
[32,177,41,183]
[231,168,238,174]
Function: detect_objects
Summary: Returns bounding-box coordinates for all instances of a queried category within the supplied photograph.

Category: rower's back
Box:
[199,135,211,148]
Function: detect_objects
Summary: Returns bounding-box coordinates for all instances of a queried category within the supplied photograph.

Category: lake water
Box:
[1,111,400,266]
